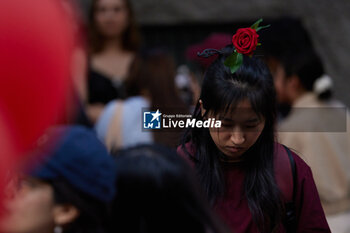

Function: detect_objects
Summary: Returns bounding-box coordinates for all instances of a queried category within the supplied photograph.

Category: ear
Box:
[52,204,80,226]
[199,99,206,117]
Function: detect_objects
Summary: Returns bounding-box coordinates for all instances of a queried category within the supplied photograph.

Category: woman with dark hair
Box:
[95,50,188,151]
[178,42,330,232]
[87,0,141,123]
[111,144,230,233]
[0,126,116,233]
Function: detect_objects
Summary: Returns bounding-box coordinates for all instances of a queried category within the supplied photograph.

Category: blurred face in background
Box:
[1,176,80,233]
[266,59,292,105]
[0,177,56,233]
[94,0,129,38]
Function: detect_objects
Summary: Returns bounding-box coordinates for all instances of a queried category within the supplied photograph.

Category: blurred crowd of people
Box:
[1,0,350,233]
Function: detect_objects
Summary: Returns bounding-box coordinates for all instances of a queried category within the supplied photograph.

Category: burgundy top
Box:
[177,142,330,233]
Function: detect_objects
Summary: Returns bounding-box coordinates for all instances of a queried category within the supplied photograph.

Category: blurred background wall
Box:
[78,0,350,106]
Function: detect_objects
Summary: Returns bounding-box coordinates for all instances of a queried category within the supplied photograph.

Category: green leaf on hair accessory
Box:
[250,18,270,32]
[224,51,243,74]
[256,24,270,32]
[250,18,263,30]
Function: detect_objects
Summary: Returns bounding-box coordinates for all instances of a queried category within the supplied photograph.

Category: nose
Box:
[230,128,245,145]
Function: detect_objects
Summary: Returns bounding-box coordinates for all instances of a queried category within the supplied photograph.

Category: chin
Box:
[223,151,245,161]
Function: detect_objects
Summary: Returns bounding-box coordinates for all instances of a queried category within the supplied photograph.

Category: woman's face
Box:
[205,99,265,161]
[0,177,55,233]
[94,0,129,38]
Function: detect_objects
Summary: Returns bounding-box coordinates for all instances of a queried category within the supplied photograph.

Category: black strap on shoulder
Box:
[282,145,297,233]
[283,145,296,199]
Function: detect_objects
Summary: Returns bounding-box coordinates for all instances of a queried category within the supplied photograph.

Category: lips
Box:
[225,146,244,153]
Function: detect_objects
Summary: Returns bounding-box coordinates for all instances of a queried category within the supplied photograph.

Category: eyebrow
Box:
[245,118,260,123]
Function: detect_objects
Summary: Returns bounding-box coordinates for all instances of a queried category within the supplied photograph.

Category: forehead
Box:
[217,99,262,122]
[96,0,125,7]
[10,175,47,187]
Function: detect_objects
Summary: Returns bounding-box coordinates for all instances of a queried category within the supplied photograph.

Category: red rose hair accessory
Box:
[224,19,270,74]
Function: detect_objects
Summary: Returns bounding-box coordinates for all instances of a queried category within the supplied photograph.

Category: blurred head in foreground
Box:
[111,144,229,233]
[0,126,116,233]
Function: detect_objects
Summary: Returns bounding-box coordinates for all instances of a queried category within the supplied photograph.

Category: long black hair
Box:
[182,45,285,232]
[110,144,229,233]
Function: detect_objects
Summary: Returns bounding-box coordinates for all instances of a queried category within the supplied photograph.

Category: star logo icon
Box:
[150,109,162,122]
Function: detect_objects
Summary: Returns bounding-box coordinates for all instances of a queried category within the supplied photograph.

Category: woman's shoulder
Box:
[275,142,310,169]
[123,96,149,107]
[94,100,119,140]
[275,142,313,182]
[274,142,314,202]
[288,147,313,179]
[277,143,331,232]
